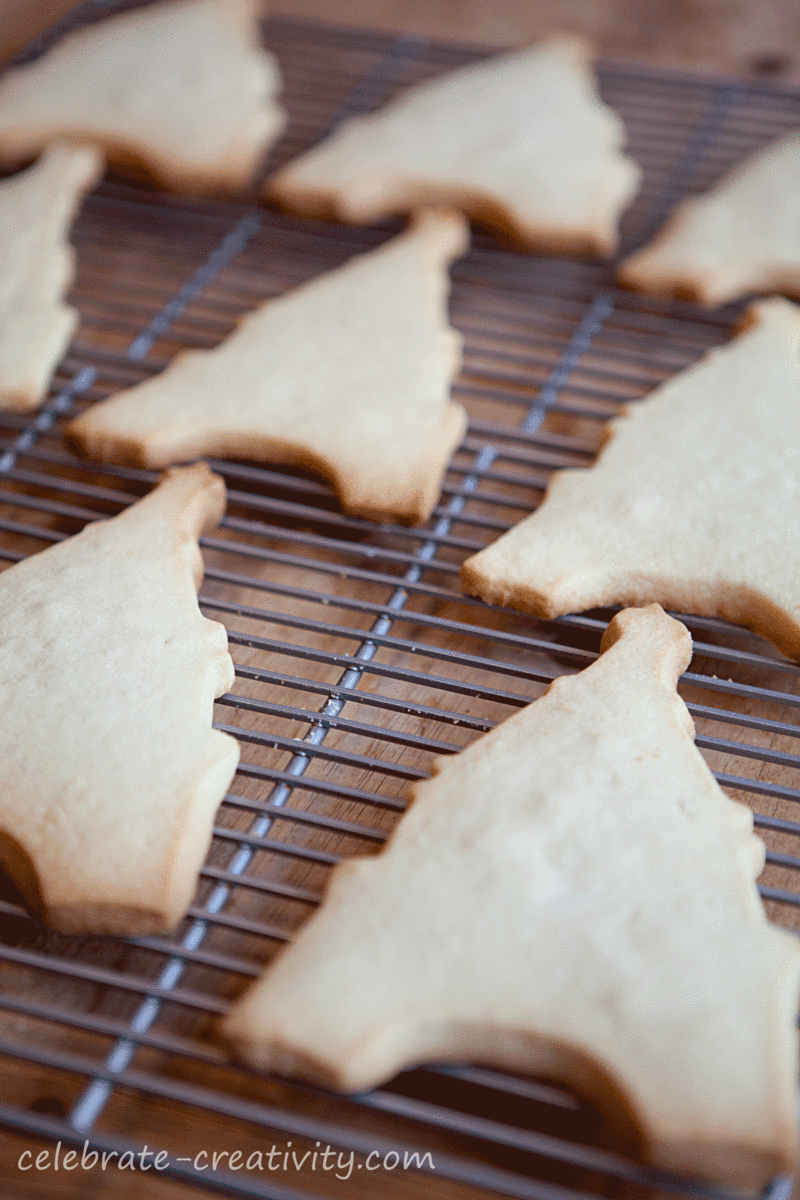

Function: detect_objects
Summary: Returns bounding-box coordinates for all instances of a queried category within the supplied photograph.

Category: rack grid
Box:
[0,6,799,1198]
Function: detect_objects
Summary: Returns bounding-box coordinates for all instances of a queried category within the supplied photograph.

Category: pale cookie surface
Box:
[66,209,469,526]
[618,132,800,306]
[0,464,239,936]
[0,143,101,412]
[269,35,641,256]
[222,605,800,1187]
[0,0,285,193]
[462,298,800,660]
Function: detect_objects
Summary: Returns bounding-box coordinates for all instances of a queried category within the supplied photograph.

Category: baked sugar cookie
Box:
[0,464,239,936]
[222,606,800,1188]
[618,132,800,306]
[462,298,800,661]
[269,36,641,256]
[0,143,102,411]
[0,0,285,193]
[66,209,469,526]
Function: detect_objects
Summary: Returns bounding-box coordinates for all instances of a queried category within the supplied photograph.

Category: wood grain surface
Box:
[274,0,800,80]
[2,0,799,78]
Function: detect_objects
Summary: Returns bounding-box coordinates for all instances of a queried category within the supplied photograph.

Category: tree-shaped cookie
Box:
[0,143,102,411]
[0,0,285,193]
[222,605,800,1187]
[0,464,240,936]
[269,36,641,256]
[66,209,469,525]
[618,132,800,306]
[462,298,800,660]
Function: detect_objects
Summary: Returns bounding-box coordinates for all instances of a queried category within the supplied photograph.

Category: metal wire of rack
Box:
[0,7,799,1199]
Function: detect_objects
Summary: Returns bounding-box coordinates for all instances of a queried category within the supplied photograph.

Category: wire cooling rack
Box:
[0,6,799,1199]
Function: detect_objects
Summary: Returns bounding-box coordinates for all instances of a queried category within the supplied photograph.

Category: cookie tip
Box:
[600,605,693,682]
[409,205,471,260]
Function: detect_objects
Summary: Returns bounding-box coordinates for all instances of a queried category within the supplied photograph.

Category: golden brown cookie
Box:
[0,464,240,936]
[0,0,285,193]
[222,605,800,1188]
[618,132,800,306]
[269,35,641,256]
[66,209,469,526]
[0,143,102,411]
[461,298,800,660]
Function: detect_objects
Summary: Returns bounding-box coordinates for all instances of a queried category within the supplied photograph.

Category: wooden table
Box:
[2,0,800,79]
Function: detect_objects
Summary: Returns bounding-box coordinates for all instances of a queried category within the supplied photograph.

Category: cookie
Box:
[461,298,800,660]
[0,143,102,412]
[618,131,800,306]
[66,208,469,526]
[0,464,240,936]
[268,35,641,256]
[221,605,800,1187]
[0,0,285,194]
